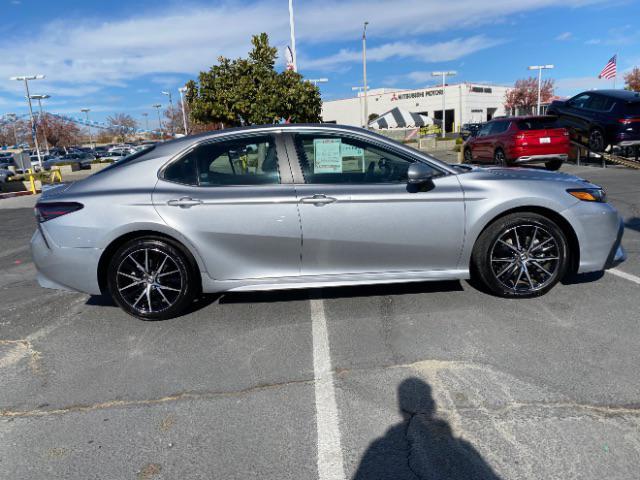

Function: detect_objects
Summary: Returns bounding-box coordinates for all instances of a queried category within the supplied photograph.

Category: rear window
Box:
[92,145,155,175]
[624,102,640,116]
[516,118,558,130]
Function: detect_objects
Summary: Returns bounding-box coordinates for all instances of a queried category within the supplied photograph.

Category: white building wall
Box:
[321,83,510,130]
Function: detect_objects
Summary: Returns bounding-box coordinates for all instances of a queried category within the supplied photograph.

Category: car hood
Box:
[459,165,596,185]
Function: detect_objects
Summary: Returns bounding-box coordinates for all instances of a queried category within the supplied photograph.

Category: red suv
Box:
[463,116,570,170]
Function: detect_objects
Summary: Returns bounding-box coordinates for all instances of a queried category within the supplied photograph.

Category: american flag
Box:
[598,55,617,79]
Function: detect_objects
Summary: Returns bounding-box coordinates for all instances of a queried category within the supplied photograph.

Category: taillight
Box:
[515,133,525,141]
[35,202,83,222]
[618,118,640,124]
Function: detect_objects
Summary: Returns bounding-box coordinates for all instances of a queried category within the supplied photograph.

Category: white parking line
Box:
[310,298,346,480]
[608,268,640,285]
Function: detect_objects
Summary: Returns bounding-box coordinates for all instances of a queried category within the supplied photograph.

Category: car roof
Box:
[488,115,555,122]
[150,123,415,156]
[577,89,640,102]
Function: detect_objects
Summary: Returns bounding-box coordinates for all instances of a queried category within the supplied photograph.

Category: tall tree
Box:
[624,67,640,92]
[107,113,138,143]
[186,33,322,128]
[504,77,555,115]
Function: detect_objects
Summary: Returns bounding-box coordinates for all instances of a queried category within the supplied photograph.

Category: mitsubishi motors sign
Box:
[393,89,444,101]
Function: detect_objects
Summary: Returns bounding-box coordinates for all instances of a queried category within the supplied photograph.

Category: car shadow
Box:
[561,271,605,285]
[353,377,502,480]
[625,217,640,233]
[218,280,464,304]
[84,280,464,314]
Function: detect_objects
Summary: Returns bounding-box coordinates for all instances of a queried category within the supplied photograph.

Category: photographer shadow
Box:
[354,377,502,480]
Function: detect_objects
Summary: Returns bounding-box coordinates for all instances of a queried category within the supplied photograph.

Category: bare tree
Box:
[107,113,138,143]
[38,114,82,148]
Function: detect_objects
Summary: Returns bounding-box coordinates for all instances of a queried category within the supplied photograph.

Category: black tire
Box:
[471,213,569,298]
[588,128,605,153]
[463,148,473,164]
[493,148,507,167]
[544,160,563,171]
[107,237,197,320]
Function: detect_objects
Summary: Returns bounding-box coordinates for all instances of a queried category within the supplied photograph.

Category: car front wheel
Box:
[107,237,197,320]
[472,213,569,298]
[463,148,473,164]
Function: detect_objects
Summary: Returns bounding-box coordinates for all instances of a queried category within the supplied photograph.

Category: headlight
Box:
[567,188,606,203]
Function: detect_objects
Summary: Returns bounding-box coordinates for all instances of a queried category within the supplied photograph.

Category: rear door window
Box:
[587,95,615,112]
[624,102,640,116]
[489,121,510,134]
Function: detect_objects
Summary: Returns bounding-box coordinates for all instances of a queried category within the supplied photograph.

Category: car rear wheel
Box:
[493,149,507,167]
[107,237,196,320]
[588,128,605,152]
[472,213,569,298]
[544,160,563,171]
[463,148,473,164]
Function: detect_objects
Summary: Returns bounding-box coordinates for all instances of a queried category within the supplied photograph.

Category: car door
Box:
[152,133,302,281]
[285,130,465,276]
[557,93,593,140]
[471,123,493,161]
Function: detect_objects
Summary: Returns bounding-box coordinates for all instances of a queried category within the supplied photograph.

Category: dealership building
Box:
[321,83,511,133]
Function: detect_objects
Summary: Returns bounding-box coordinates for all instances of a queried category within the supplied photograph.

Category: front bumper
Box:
[514,153,568,164]
[31,227,103,295]
[562,201,625,274]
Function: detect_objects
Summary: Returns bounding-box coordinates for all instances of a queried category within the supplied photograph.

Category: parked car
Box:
[43,152,96,170]
[31,124,625,320]
[546,89,640,152]
[463,116,569,170]
[461,123,483,140]
[0,168,14,183]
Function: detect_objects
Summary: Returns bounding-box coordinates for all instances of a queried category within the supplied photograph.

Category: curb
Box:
[0,190,40,201]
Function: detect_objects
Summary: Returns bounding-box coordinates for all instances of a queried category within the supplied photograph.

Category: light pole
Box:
[80,108,94,149]
[178,87,189,135]
[351,86,369,127]
[153,104,164,140]
[161,91,174,135]
[141,112,149,132]
[362,21,369,128]
[288,0,297,71]
[10,74,45,168]
[29,94,51,155]
[431,71,457,138]
[528,65,554,115]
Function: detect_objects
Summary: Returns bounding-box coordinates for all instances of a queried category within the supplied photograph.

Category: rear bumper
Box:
[31,227,103,295]
[514,153,568,164]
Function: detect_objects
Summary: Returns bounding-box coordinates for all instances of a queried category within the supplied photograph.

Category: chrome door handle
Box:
[167,197,203,208]
[300,194,337,205]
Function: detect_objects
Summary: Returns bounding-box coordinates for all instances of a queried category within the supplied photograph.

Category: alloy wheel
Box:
[115,247,184,314]
[489,224,560,293]
[494,150,506,167]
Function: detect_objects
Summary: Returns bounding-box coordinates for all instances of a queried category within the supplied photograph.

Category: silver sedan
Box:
[31,124,626,319]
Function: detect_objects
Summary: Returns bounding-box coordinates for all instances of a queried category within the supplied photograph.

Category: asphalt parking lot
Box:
[1,163,639,479]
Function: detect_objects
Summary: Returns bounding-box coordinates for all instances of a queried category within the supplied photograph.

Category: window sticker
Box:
[341,143,365,172]
[313,138,342,173]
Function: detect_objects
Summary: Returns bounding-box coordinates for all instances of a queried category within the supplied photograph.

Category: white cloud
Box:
[585,38,601,44]
[304,36,504,71]
[0,0,610,99]
[555,32,572,41]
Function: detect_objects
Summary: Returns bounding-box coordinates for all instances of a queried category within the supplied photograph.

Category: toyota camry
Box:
[31,124,626,319]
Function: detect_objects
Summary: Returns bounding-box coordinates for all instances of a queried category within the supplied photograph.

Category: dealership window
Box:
[164,136,280,186]
[294,134,433,184]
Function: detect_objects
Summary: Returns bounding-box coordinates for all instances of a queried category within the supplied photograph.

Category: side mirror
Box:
[407,163,435,184]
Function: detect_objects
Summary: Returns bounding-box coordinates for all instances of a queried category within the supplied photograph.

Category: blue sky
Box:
[1,0,639,128]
